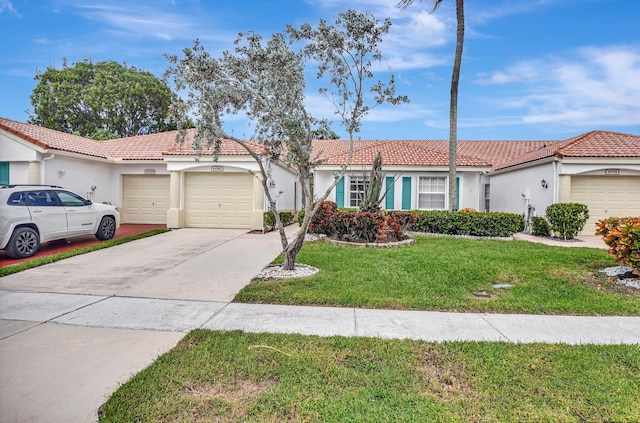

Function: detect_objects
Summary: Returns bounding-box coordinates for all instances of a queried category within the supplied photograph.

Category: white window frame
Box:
[418,176,447,210]
[349,176,368,208]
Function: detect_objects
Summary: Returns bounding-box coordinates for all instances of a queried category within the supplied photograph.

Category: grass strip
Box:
[99,330,640,423]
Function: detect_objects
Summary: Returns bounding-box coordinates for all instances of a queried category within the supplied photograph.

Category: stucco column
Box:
[558,175,572,203]
[166,171,184,228]
[28,161,41,184]
[250,173,265,230]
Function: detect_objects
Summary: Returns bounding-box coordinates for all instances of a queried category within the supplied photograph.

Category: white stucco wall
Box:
[489,162,555,217]
[264,163,300,212]
[43,155,117,205]
[0,133,40,161]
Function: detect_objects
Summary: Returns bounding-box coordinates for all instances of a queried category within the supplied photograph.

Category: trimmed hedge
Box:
[596,217,640,271]
[531,216,551,237]
[263,210,295,231]
[299,204,524,238]
[545,202,589,240]
[409,210,524,237]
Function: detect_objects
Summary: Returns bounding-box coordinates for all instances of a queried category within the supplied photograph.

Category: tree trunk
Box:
[448,0,464,212]
[282,230,305,270]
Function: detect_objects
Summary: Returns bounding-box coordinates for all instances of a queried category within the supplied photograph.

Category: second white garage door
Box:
[185,172,254,228]
[570,175,640,234]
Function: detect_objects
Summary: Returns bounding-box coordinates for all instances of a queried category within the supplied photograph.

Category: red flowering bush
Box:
[307,201,338,235]
[385,211,418,232]
[596,217,640,271]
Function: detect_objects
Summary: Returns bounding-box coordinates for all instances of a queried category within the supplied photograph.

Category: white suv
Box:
[0,185,121,259]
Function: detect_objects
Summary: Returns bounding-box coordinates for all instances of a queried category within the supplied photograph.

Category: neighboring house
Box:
[490,130,640,235]
[2,117,638,234]
[0,118,299,230]
[311,139,492,211]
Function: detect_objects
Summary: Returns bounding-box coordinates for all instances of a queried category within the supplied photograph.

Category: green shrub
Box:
[264,211,276,230]
[298,209,305,226]
[531,216,550,237]
[545,203,589,240]
[280,211,294,226]
[410,210,524,237]
[596,217,640,270]
[264,210,295,231]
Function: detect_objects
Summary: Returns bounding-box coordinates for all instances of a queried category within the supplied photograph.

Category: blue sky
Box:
[1,0,639,141]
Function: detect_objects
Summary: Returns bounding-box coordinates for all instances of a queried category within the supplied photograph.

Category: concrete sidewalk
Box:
[2,291,640,345]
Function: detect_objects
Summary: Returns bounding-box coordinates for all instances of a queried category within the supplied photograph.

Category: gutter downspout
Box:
[553,158,558,203]
[41,153,55,184]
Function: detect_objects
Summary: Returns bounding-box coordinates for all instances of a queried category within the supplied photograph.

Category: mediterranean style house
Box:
[2,117,639,234]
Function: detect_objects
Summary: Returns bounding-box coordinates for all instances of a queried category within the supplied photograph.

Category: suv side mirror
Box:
[85,199,93,205]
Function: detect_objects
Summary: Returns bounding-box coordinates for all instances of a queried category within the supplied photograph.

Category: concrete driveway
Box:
[0,228,287,423]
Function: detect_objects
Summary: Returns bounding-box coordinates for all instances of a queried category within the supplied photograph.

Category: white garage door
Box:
[185,172,254,228]
[122,175,170,224]
[570,175,640,234]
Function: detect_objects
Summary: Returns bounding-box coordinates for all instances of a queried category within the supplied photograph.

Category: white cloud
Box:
[474,45,640,127]
[0,0,20,17]
[73,3,196,41]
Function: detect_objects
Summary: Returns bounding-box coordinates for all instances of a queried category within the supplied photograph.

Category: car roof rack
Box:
[0,184,63,189]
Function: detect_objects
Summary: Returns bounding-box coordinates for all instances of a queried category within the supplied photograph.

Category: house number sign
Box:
[605,169,619,175]
[211,166,224,172]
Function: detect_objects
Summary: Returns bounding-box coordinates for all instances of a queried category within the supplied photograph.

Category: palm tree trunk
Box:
[448,0,464,212]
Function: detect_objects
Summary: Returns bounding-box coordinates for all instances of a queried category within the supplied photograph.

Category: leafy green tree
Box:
[165,10,407,270]
[312,128,340,139]
[29,59,176,139]
[399,0,464,212]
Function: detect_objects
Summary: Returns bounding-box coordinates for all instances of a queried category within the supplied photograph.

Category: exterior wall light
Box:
[541,179,548,189]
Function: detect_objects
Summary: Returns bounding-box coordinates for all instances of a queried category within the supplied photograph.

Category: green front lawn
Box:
[235,236,640,315]
[99,330,640,422]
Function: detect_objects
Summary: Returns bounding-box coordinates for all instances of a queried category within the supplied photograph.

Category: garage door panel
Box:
[570,176,640,234]
[185,173,253,228]
[122,175,170,224]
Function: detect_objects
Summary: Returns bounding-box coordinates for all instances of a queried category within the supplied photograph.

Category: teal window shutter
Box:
[0,162,8,185]
[335,177,344,208]
[385,176,394,209]
[401,177,411,210]
[456,177,460,211]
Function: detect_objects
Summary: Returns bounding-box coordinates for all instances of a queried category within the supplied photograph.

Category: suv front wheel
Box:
[6,227,40,259]
[95,216,117,240]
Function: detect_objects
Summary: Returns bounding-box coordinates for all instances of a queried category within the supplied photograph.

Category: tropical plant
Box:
[358,152,396,213]
[596,217,640,271]
[398,0,464,212]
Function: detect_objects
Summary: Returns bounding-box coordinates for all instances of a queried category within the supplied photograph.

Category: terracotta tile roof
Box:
[314,139,491,167]
[556,130,640,157]
[494,130,640,170]
[0,117,111,159]
[3,118,636,170]
[102,128,259,160]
